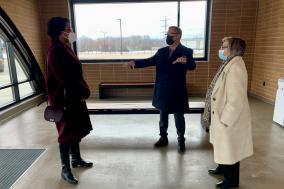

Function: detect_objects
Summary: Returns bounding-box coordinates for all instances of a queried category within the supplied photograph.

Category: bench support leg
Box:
[99,85,104,99]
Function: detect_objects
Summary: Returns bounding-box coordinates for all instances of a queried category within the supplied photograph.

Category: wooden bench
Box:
[99,82,155,99]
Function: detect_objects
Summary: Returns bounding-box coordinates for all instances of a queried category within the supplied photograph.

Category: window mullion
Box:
[177,0,180,27]
[6,42,20,101]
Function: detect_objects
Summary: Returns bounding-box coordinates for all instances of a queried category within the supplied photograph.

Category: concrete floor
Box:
[0,97,284,189]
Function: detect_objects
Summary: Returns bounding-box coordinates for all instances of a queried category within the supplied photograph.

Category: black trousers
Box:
[159,110,185,140]
[219,162,240,185]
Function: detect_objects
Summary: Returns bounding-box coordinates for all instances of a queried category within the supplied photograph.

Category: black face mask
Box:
[166,35,175,45]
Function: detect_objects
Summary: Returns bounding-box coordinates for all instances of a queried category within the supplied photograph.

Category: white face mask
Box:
[68,32,77,43]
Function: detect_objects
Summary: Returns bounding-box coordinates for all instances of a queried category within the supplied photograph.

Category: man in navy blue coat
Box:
[128,26,196,153]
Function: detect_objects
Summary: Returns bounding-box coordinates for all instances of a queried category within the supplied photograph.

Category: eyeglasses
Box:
[221,46,228,49]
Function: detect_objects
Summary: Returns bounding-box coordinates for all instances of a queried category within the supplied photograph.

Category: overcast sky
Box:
[74,1,206,39]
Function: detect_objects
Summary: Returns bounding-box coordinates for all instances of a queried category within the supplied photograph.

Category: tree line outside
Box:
[77,35,165,52]
[77,35,204,59]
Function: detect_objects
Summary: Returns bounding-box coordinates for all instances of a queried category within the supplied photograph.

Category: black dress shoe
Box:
[72,159,93,168]
[216,180,239,189]
[177,140,185,153]
[61,166,78,185]
[154,137,168,147]
[208,168,224,175]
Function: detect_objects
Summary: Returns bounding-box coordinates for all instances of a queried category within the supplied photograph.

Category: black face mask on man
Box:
[166,35,175,45]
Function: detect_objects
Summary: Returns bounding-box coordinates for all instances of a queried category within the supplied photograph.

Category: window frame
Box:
[69,0,211,63]
[0,7,45,111]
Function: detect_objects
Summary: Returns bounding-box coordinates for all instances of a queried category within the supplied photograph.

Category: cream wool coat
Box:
[210,56,253,164]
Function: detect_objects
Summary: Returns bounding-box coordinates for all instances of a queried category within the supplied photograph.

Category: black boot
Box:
[61,165,78,185]
[70,142,93,168]
[208,164,225,176]
[216,179,239,189]
[154,137,168,148]
[177,137,185,153]
[59,143,78,184]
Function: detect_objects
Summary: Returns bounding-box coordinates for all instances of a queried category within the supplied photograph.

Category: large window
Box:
[0,8,44,110]
[70,0,210,62]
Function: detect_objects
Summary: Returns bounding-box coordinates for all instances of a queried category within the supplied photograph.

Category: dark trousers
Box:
[219,162,240,185]
[159,110,185,141]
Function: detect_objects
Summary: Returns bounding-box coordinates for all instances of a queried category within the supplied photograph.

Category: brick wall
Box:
[38,0,69,69]
[250,0,284,102]
[0,0,45,71]
[210,0,258,89]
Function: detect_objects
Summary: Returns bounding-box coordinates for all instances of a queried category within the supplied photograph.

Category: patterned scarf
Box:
[201,57,234,131]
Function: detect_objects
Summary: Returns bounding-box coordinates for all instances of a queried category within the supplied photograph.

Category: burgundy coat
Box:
[46,39,92,144]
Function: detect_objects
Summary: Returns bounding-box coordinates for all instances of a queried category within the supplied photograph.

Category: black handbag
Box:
[44,89,65,123]
[44,105,64,122]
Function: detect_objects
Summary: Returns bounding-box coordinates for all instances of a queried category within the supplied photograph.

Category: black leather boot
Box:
[61,165,78,185]
[208,164,225,176]
[59,143,78,184]
[154,137,168,148]
[70,142,93,168]
[216,179,239,189]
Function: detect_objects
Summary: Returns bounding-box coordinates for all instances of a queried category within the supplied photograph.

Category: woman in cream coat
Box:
[203,37,253,189]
